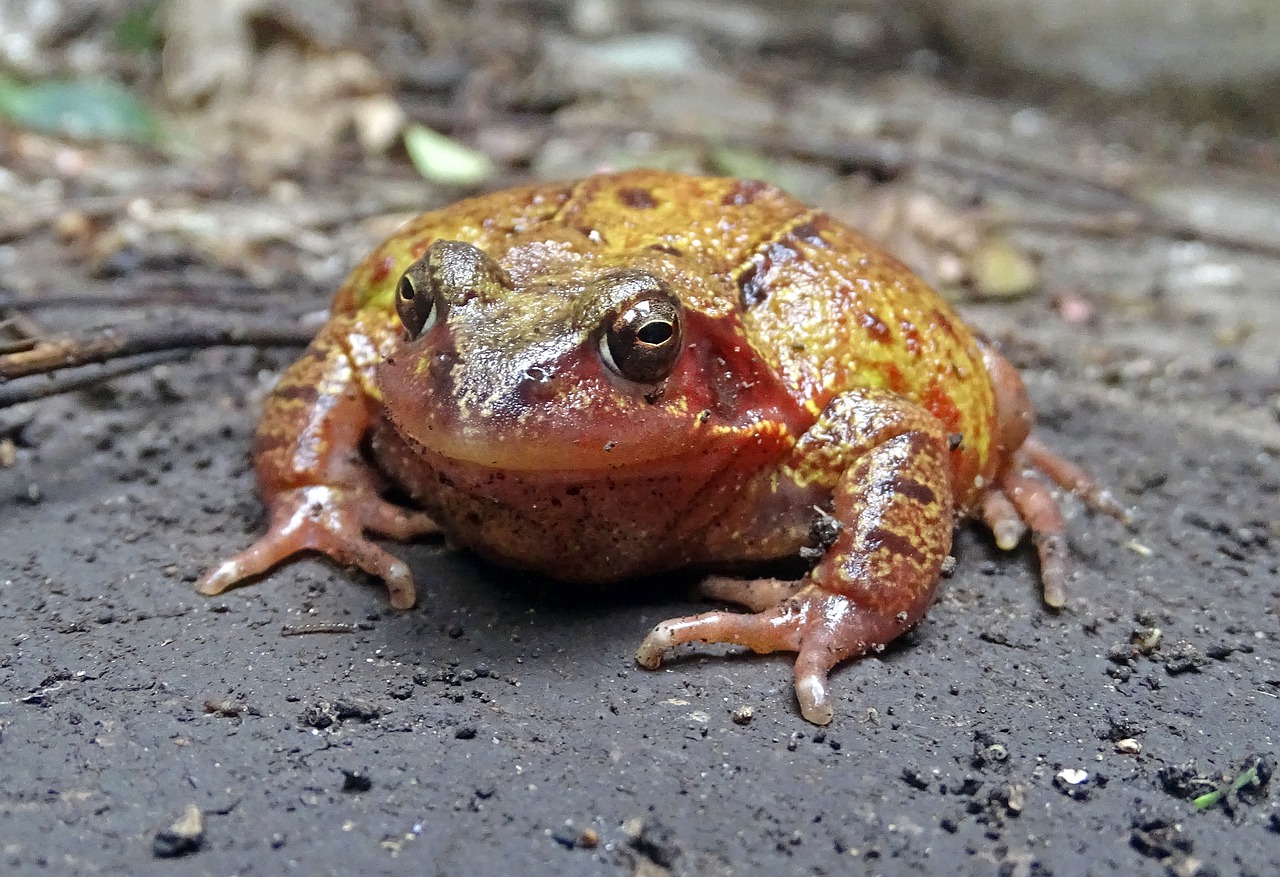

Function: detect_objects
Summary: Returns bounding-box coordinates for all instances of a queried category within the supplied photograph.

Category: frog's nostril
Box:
[427,351,456,383]
[515,365,564,407]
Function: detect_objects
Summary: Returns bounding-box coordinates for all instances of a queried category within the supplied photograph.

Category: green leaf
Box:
[706,146,775,183]
[1192,761,1260,811]
[403,124,496,187]
[115,1,163,54]
[0,77,160,143]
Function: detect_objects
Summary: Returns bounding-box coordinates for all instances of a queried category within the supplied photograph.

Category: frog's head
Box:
[376,239,801,471]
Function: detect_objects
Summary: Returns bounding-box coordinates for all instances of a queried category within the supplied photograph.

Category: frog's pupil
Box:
[398,276,414,300]
[637,321,672,345]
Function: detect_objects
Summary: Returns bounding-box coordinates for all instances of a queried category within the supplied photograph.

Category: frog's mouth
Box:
[375,311,805,474]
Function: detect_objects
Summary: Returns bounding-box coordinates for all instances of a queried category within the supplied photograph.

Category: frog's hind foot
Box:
[980,436,1131,608]
[994,469,1071,607]
[1019,436,1132,523]
[636,583,903,725]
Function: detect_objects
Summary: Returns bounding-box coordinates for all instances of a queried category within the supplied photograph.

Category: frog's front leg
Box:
[197,314,438,609]
[636,391,954,724]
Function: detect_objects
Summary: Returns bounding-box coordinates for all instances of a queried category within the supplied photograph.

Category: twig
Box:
[280,623,364,636]
[0,312,47,355]
[984,209,1280,260]
[0,317,314,382]
[0,285,311,315]
[0,350,188,407]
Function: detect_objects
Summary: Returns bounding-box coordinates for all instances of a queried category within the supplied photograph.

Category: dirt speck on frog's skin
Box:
[196,169,1127,724]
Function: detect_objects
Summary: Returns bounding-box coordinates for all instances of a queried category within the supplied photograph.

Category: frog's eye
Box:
[599,279,684,384]
[395,266,437,340]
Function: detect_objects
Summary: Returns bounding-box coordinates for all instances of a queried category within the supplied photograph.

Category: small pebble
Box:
[153,805,204,858]
[341,770,372,793]
[1056,768,1089,785]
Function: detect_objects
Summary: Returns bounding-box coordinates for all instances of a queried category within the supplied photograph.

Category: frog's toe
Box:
[698,575,805,612]
[325,531,418,609]
[1020,436,1132,523]
[793,663,834,726]
[636,585,906,724]
[1000,470,1070,608]
[196,554,258,597]
[360,497,440,541]
[981,489,1027,551]
[635,608,795,670]
[196,521,315,598]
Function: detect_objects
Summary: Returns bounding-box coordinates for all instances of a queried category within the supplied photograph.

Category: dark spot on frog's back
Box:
[737,239,802,308]
[931,311,962,343]
[789,219,830,248]
[648,242,683,257]
[859,311,891,342]
[738,264,767,309]
[866,527,927,564]
[271,383,319,404]
[618,187,658,209]
[721,179,770,207]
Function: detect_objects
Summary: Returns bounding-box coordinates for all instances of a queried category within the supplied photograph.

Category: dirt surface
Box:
[2,2,1279,875]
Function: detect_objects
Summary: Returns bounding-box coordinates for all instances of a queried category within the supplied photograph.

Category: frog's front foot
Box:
[197,485,439,609]
[636,580,906,725]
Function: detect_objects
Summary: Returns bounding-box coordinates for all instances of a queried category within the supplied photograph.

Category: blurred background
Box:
[1,0,1277,292]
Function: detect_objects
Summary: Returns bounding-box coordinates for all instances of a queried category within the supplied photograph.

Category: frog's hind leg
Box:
[981,338,1130,526]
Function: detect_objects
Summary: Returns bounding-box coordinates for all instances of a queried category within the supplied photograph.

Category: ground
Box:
[0,3,1277,875]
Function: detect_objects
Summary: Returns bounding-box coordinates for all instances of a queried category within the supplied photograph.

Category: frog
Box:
[197,169,1124,724]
